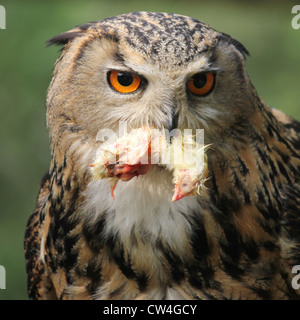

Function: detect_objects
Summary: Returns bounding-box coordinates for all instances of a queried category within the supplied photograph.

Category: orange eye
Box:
[187,72,215,96]
[108,70,141,93]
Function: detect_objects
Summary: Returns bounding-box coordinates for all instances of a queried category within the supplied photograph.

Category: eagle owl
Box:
[24,11,300,300]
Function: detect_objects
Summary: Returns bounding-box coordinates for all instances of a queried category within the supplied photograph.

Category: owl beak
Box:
[169,110,179,131]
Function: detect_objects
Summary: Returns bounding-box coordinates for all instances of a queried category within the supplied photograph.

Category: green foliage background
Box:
[0,0,299,299]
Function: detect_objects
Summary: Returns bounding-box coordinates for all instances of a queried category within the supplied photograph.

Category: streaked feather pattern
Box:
[25,12,300,300]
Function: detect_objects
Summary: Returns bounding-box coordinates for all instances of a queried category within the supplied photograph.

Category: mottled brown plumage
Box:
[24,12,300,300]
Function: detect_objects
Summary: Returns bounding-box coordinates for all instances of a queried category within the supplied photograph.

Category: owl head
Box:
[46,12,257,176]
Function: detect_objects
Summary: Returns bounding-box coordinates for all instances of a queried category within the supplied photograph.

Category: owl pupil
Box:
[193,73,207,88]
[117,72,134,86]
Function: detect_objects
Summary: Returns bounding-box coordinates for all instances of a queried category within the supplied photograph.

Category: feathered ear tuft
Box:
[46,23,94,47]
[218,33,250,59]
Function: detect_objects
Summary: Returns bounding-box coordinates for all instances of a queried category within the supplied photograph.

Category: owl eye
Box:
[187,72,215,96]
[108,70,141,93]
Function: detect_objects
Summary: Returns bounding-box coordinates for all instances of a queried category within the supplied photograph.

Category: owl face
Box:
[47,12,253,158]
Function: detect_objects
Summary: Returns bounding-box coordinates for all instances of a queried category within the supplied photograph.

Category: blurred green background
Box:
[0,0,299,300]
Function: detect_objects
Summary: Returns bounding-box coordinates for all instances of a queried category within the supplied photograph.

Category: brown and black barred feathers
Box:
[24,12,300,300]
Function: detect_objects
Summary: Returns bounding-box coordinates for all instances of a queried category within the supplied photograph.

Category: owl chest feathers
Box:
[79,168,203,298]
[42,126,299,299]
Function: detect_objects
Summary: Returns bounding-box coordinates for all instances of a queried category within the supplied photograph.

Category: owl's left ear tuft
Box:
[217,32,250,59]
[46,23,94,47]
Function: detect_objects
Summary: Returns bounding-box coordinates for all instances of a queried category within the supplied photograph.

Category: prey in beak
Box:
[89,127,209,201]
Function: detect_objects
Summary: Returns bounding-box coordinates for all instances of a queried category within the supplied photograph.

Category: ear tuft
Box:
[46,23,94,47]
[218,33,250,59]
